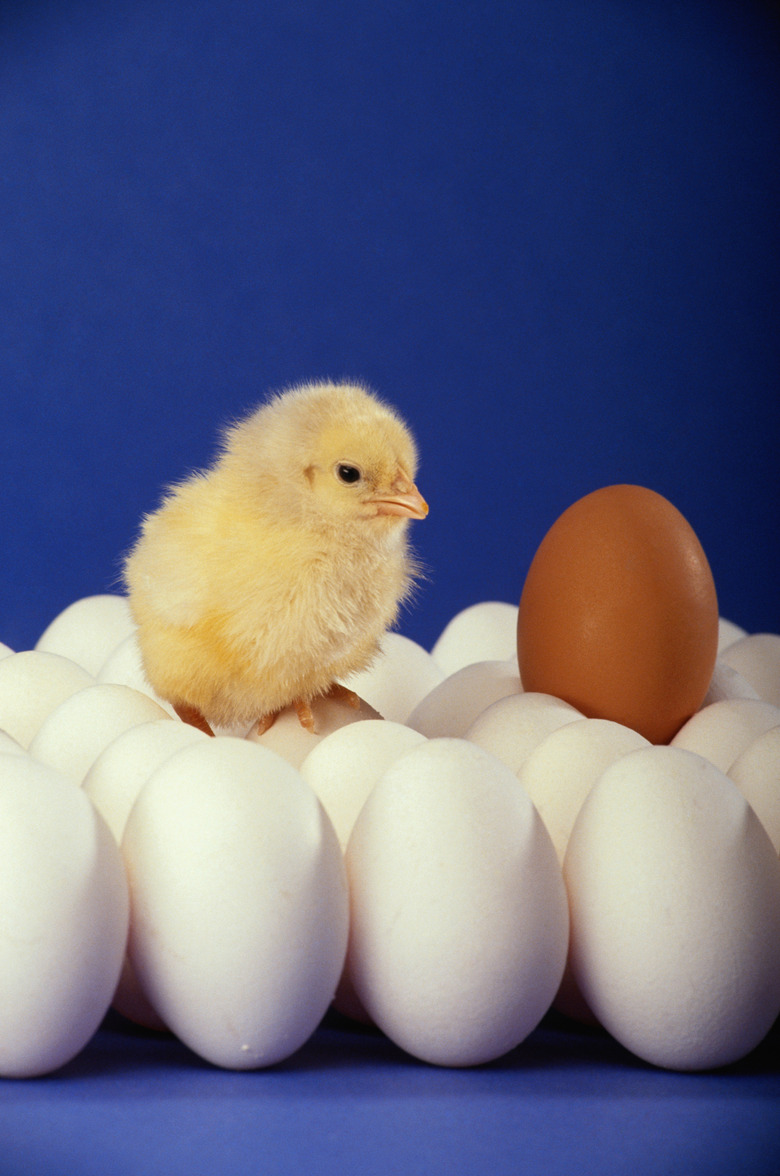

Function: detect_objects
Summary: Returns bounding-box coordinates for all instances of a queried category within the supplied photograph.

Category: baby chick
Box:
[123,381,428,736]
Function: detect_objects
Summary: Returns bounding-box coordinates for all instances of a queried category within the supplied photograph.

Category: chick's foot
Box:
[173,702,215,736]
[323,682,361,709]
[294,698,316,732]
[253,698,314,737]
[252,686,358,739]
[253,711,279,737]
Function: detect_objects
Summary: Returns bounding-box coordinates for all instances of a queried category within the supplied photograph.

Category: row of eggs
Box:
[1,593,780,1078]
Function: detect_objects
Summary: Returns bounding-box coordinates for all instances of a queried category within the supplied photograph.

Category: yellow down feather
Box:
[123,381,427,731]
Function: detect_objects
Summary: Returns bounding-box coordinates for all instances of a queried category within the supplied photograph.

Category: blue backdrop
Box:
[1,6,779,1172]
[2,0,778,656]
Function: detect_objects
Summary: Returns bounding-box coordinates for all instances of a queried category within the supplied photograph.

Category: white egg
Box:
[340,632,445,723]
[729,726,780,854]
[406,660,521,738]
[0,754,129,1078]
[246,692,381,768]
[345,738,568,1067]
[300,718,428,1024]
[701,660,760,707]
[516,718,650,1024]
[465,691,582,775]
[717,616,748,653]
[0,641,13,660]
[670,697,780,772]
[0,650,95,748]
[518,718,650,865]
[720,633,780,709]
[431,601,520,676]
[35,594,136,675]
[28,683,172,785]
[122,738,348,1069]
[83,718,210,843]
[564,745,780,1071]
[0,729,27,756]
[300,719,427,850]
[97,632,177,715]
[82,718,210,1031]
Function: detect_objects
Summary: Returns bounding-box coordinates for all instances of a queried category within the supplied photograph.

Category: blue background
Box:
[0,1013,778,1176]
[1,0,778,656]
[1,4,779,1173]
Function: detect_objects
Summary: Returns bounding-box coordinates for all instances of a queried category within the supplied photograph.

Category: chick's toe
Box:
[174,701,215,737]
[324,682,361,710]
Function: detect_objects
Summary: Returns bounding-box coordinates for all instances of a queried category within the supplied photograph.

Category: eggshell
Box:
[35,593,136,675]
[97,632,178,716]
[518,718,650,1024]
[246,692,381,768]
[465,691,582,775]
[406,660,521,738]
[729,727,780,854]
[718,616,748,653]
[432,601,520,676]
[701,660,760,707]
[0,730,27,756]
[299,718,427,1024]
[720,633,780,709]
[122,738,348,1069]
[83,718,210,842]
[0,650,95,748]
[28,683,172,785]
[300,719,427,850]
[0,641,13,659]
[345,738,568,1067]
[564,745,780,1071]
[340,632,445,723]
[518,718,650,865]
[0,754,129,1078]
[670,697,780,772]
[81,718,211,1031]
[518,485,719,744]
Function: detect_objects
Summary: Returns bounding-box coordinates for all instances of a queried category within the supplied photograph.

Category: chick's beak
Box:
[371,476,429,519]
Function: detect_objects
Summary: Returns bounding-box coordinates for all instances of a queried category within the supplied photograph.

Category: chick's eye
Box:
[336,463,362,485]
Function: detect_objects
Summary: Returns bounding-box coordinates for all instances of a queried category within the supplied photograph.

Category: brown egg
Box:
[517,485,719,744]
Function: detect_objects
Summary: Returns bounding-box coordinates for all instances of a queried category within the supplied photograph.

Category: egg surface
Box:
[35,593,136,675]
[0,755,129,1077]
[701,661,759,707]
[0,650,95,748]
[517,717,650,864]
[564,745,780,1071]
[341,631,444,723]
[0,730,26,756]
[97,632,178,715]
[345,738,568,1066]
[82,717,212,1030]
[28,683,171,784]
[670,697,780,772]
[300,718,427,850]
[432,601,520,675]
[83,718,210,843]
[122,738,348,1069]
[517,485,719,744]
[465,691,582,775]
[720,632,780,708]
[406,660,521,738]
[728,726,780,854]
[246,692,381,767]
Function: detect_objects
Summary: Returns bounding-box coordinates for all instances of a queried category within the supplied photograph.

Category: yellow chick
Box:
[123,381,428,735]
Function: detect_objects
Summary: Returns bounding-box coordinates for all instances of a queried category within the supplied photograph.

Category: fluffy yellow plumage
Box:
[123,381,428,735]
